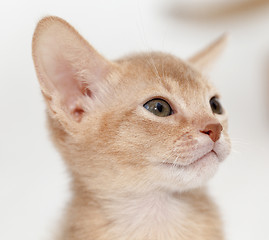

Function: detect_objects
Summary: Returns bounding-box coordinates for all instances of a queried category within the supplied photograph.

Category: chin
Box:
[156,152,220,191]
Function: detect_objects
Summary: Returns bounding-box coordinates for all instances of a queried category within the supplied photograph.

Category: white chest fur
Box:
[106,191,194,240]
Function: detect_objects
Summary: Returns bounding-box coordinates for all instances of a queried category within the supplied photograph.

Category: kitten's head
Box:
[32,17,230,194]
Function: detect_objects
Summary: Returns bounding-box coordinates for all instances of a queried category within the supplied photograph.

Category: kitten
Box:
[32,16,231,240]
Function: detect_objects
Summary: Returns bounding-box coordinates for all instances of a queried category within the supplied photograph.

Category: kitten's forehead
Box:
[116,52,215,101]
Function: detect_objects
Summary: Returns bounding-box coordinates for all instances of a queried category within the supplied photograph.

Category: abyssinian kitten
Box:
[32,16,231,240]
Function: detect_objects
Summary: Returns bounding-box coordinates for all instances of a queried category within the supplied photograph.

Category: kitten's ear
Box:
[188,34,227,71]
[32,16,114,128]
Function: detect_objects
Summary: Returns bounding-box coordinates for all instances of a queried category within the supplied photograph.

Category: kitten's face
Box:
[33,17,230,194]
[66,54,230,193]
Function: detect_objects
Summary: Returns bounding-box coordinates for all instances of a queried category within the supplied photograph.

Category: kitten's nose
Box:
[200,123,223,142]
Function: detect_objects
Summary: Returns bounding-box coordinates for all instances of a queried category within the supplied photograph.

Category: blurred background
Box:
[0,0,269,239]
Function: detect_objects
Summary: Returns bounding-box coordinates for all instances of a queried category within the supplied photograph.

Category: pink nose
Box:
[200,123,223,142]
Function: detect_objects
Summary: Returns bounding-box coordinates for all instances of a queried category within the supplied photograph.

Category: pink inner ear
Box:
[33,18,114,123]
[42,53,86,121]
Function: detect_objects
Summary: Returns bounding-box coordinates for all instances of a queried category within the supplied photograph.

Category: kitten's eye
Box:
[143,98,172,117]
[210,97,223,114]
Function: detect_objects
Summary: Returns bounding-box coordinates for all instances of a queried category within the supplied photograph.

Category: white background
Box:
[0,0,269,239]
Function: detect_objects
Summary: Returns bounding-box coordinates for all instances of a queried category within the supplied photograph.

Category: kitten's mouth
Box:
[160,150,218,168]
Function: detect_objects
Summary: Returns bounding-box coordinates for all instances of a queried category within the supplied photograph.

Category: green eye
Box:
[210,97,223,114]
[143,98,172,117]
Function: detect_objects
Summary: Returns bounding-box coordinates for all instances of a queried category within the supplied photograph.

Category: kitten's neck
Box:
[62,186,223,240]
[105,190,187,239]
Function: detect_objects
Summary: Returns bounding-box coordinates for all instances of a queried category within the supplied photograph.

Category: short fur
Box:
[32,16,231,240]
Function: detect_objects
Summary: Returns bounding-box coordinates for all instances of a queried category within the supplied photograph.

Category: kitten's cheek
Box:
[214,135,231,162]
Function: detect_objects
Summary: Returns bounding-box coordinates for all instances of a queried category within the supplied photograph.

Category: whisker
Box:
[230,139,249,145]
[160,149,176,164]
[146,55,163,83]
[230,148,242,155]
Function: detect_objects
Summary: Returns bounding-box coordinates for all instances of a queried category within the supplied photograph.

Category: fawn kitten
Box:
[32,16,231,240]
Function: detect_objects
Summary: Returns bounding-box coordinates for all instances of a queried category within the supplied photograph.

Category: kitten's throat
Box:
[63,187,223,240]
[101,191,190,239]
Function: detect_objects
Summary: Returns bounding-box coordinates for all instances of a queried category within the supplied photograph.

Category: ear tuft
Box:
[32,16,113,124]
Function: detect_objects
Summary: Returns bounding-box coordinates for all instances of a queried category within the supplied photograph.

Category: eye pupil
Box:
[212,101,217,110]
[156,102,163,112]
